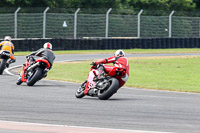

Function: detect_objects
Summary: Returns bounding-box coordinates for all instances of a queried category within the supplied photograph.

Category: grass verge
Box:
[46,56,200,93]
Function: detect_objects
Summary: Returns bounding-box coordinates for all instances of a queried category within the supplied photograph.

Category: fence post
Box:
[14,7,21,38]
[199,18,200,37]
[105,8,112,38]
[169,10,174,38]
[43,7,50,38]
[74,8,80,39]
[137,9,143,38]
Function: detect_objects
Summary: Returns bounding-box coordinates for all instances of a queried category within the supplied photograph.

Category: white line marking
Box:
[4,59,90,76]
[4,65,22,76]
[0,120,174,133]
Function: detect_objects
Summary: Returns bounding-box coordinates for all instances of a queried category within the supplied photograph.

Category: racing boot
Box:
[43,72,47,78]
[6,59,16,68]
[5,63,9,68]
[43,68,49,78]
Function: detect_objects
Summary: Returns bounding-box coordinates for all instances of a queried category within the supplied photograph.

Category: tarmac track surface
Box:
[0,53,200,133]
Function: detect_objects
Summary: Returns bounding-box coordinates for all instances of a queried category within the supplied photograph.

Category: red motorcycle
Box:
[16,55,50,86]
[75,64,126,100]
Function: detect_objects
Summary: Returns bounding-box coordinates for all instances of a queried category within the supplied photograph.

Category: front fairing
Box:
[84,68,99,95]
[20,59,30,82]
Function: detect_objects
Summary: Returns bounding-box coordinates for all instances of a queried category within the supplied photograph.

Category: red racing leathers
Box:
[95,56,129,88]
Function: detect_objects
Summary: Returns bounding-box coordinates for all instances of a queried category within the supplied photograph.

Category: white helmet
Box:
[115,49,125,56]
[43,42,52,49]
[4,36,11,41]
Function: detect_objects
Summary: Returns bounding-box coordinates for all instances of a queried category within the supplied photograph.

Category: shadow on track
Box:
[79,97,138,101]
[16,84,66,87]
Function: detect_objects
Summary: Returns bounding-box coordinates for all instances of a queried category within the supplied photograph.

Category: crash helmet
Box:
[4,36,11,41]
[43,42,52,49]
[115,49,125,57]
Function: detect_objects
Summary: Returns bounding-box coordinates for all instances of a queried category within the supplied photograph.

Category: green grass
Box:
[47,56,200,93]
[15,48,200,56]
[47,61,92,83]
[128,57,200,92]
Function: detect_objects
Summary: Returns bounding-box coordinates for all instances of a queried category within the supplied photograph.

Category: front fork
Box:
[20,64,28,82]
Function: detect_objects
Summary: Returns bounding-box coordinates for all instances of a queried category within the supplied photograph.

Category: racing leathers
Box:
[0,41,16,66]
[95,55,129,88]
[29,48,55,69]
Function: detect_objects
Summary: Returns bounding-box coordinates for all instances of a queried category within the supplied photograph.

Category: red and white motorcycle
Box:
[75,64,126,100]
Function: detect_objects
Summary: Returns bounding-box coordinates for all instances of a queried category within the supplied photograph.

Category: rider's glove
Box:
[26,55,29,58]
[90,62,97,66]
[90,62,97,68]
[26,54,32,59]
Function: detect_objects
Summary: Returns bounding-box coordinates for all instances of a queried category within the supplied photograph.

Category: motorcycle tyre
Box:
[0,59,7,75]
[75,80,86,98]
[98,78,119,100]
[27,67,42,86]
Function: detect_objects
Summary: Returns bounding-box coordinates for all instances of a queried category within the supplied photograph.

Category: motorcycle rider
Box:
[91,49,129,88]
[27,42,55,77]
[0,36,16,67]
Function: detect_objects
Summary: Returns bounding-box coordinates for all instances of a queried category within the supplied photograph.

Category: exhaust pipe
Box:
[27,62,40,72]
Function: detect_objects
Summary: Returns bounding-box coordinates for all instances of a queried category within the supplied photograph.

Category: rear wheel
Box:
[27,67,42,86]
[0,59,7,75]
[98,78,119,100]
[75,80,87,98]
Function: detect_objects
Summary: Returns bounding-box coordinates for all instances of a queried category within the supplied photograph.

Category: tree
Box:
[128,0,196,11]
[193,0,200,10]
[0,0,198,13]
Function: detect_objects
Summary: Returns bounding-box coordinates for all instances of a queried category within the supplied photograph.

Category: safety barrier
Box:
[9,38,200,51]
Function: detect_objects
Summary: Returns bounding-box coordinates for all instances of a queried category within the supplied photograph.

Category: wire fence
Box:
[0,7,200,39]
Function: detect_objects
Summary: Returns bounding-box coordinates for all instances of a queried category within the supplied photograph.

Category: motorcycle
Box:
[16,55,51,86]
[0,50,10,75]
[75,64,126,100]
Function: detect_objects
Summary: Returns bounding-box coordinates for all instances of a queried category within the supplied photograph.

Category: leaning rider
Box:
[27,42,55,76]
[0,36,16,67]
[91,49,129,88]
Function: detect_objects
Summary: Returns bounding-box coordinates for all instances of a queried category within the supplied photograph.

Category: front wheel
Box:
[75,80,87,98]
[0,59,7,75]
[27,67,43,86]
[16,77,22,85]
[98,78,119,100]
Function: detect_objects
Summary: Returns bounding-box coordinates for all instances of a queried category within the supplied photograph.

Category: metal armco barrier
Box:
[9,38,200,52]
